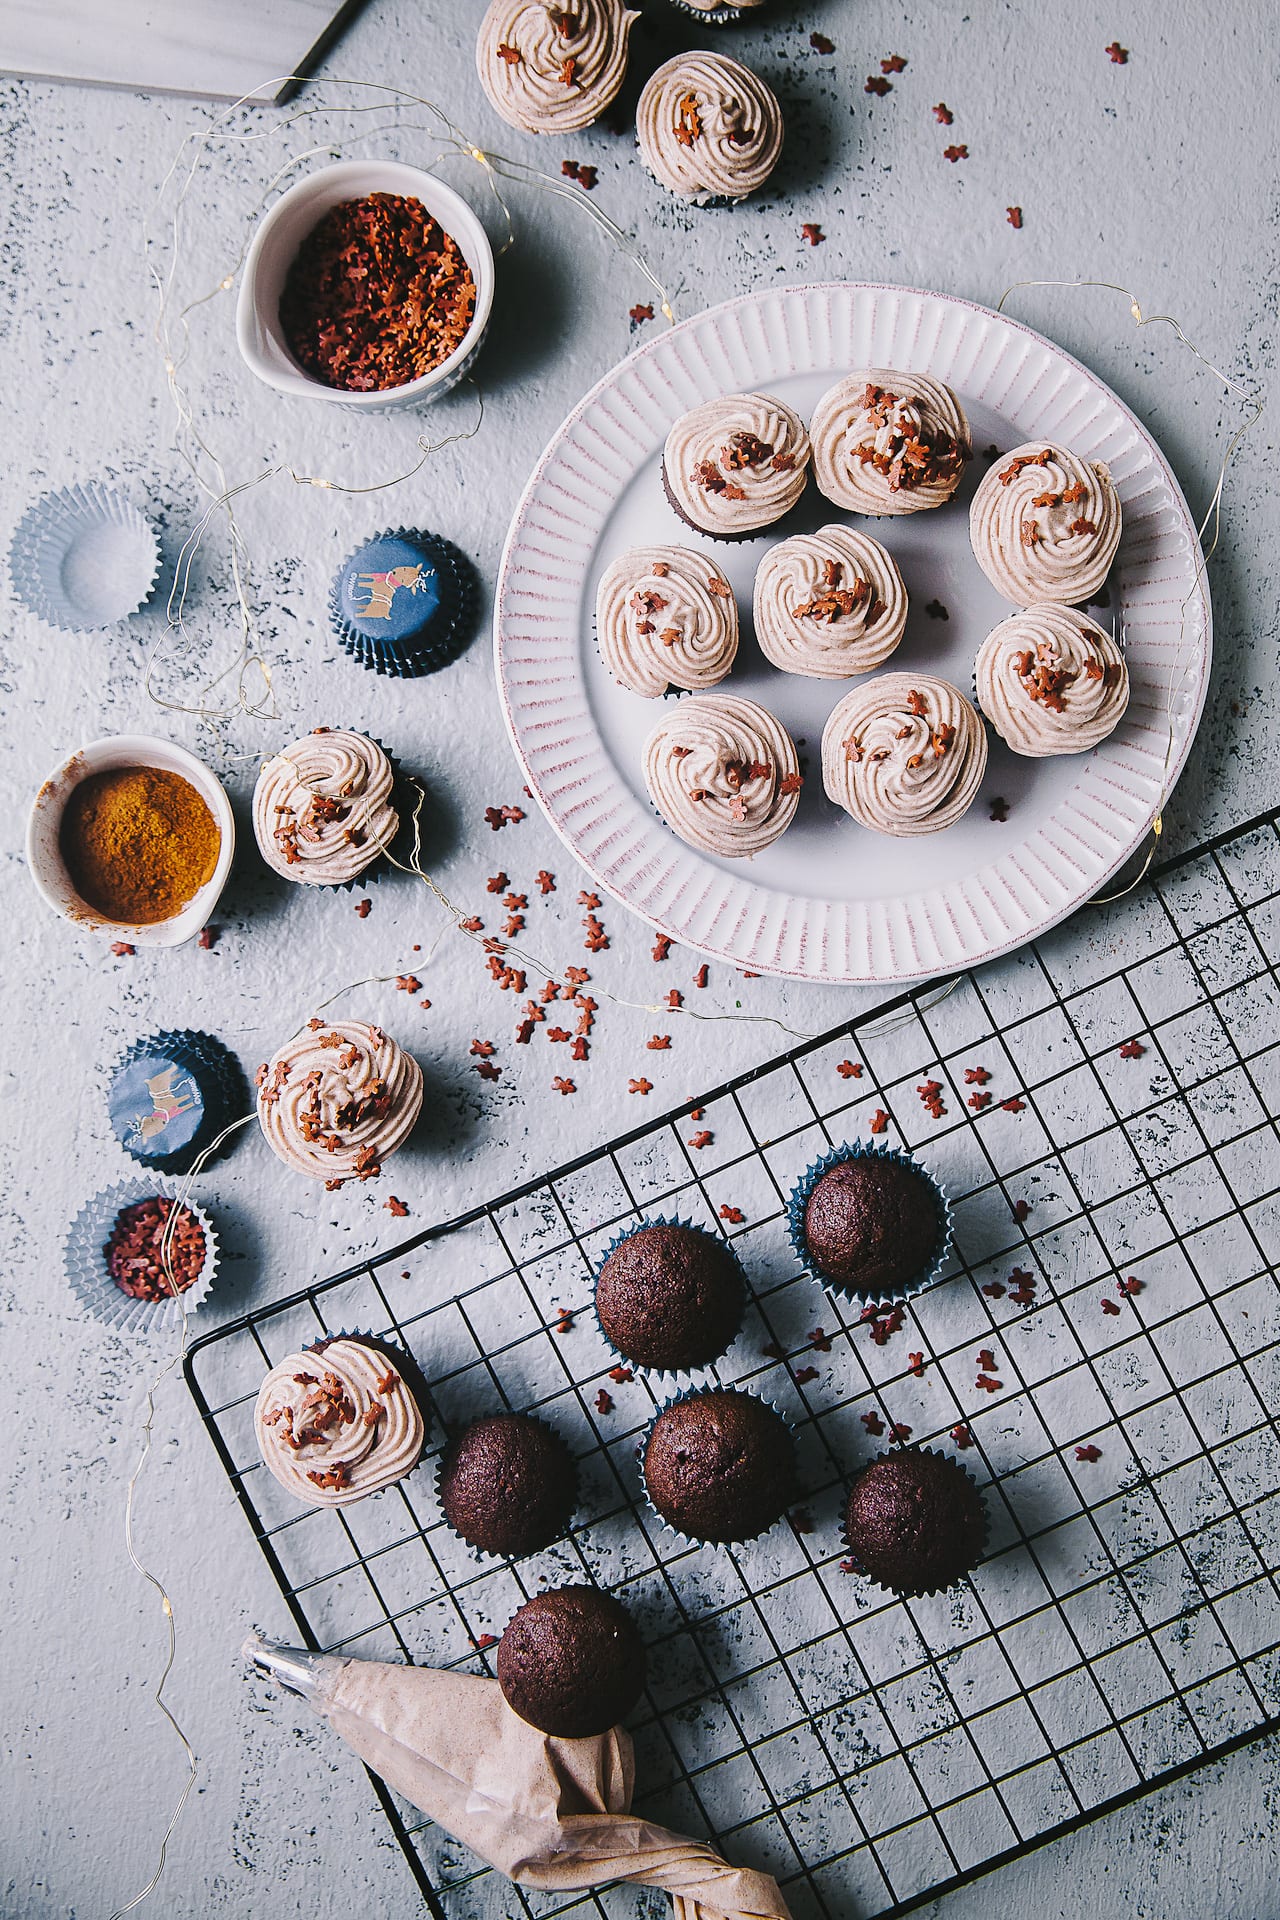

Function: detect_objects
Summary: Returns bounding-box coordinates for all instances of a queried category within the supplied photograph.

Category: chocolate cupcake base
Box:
[786,1141,952,1304]
[640,1385,797,1547]
[842,1446,989,1597]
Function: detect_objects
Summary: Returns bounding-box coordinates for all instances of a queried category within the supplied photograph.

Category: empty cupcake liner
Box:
[65,1179,217,1337]
[638,1384,798,1552]
[785,1139,954,1307]
[840,1444,990,1599]
[106,1027,249,1172]
[592,1214,748,1387]
[9,483,160,632]
[435,1410,579,1563]
[328,529,477,678]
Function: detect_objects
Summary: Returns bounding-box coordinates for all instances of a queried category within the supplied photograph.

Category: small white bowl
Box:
[236,160,495,411]
[26,734,236,949]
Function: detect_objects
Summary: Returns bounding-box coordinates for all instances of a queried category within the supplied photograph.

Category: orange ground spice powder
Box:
[58,765,220,924]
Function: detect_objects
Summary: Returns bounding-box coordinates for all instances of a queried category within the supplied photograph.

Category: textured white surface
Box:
[2,2,1277,1917]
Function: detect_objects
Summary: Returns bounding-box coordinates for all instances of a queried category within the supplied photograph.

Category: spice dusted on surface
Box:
[279,193,477,393]
[58,766,220,924]
[104,1196,206,1300]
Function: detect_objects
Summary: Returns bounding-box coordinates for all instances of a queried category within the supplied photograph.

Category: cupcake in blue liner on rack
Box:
[786,1140,952,1304]
[64,1179,218,1337]
[640,1385,796,1547]
[842,1446,989,1597]
[328,528,477,677]
[593,1217,746,1377]
[106,1028,248,1173]
[437,1410,578,1559]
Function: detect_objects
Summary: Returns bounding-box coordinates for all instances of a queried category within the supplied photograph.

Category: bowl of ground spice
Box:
[27,734,235,947]
[236,160,494,409]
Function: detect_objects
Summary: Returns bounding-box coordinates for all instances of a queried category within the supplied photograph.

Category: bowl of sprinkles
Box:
[26,734,235,947]
[236,159,495,409]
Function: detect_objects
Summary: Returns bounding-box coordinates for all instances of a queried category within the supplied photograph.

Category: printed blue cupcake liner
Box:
[64,1179,217,1337]
[106,1028,248,1172]
[592,1214,749,1387]
[637,1383,798,1552]
[785,1139,954,1306]
[8,482,160,632]
[840,1444,990,1599]
[328,528,477,678]
[435,1409,579,1563]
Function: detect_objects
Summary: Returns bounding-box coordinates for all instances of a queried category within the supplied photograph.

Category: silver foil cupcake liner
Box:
[785,1139,954,1306]
[9,483,160,631]
[434,1409,578,1563]
[840,1444,990,1599]
[591,1214,748,1388]
[64,1179,217,1337]
[637,1383,798,1552]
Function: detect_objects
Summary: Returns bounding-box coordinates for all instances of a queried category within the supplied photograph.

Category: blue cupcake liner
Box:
[785,1139,953,1306]
[592,1215,748,1385]
[841,1444,990,1598]
[106,1028,249,1172]
[435,1409,579,1563]
[328,529,477,678]
[638,1383,797,1551]
[64,1179,217,1337]
[8,482,160,632]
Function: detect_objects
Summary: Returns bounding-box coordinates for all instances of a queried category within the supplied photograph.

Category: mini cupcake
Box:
[643,691,801,857]
[809,371,971,516]
[969,442,1122,604]
[476,0,638,134]
[328,530,476,678]
[255,1019,423,1185]
[254,1335,426,1509]
[642,1387,795,1544]
[753,526,907,679]
[842,1448,987,1596]
[821,672,987,836]
[663,392,811,539]
[253,729,399,887]
[594,1219,744,1372]
[106,1029,247,1172]
[637,52,783,204]
[497,1586,646,1736]
[974,605,1130,756]
[787,1142,950,1302]
[438,1412,577,1556]
[595,545,738,696]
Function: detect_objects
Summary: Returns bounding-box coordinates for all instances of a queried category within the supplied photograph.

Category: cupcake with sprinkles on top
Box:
[753,526,908,678]
[595,545,738,696]
[476,0,638,134]
[637,51,783,204]
[256,1019,423,1186]
[822,672,987,836]
[810,370,971,516]
[969,441,1122,604]
[253,729,399,887]
[644,691,801,856]
[254,1335,426,1508]
[974,605,1129,756]
[662,392,810,539]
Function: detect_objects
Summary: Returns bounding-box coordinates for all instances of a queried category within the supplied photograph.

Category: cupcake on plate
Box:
[254,1335,426,1508]
[644,691,801,856]
[843,1448,987,1596]
[969,442,1122,604]
[253,729,399,887]
[642,1387,795,1544]
[595,545,738,696]
[256,1019,423,1185]
[974,605,1129,756]
[637,52,783,204]
[663,393,810,540]
[821,672,987,836]
[476,0,638,134]
[810,371,970,516]
[753,526,907,679]
[595,1219,744,1372]
[787,1142,951,1302]
[498,1586,646,1736]
[438,1412,577,1557]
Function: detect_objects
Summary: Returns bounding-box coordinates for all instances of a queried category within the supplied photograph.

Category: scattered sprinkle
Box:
[793,1365,820,1385]
[1119,1039,1147,1059]
[630,303,654,325]
[869,1108,889,1135]
[810,31,835,53]
[1000,1096,1026,1113]
[1118,1275,1143,1296]
[595,1388,614,1414]
[861,1410,885,1435]
[652,934,672,961]
[836,1060,863,1079]
[110,941,135,957]
[925,598,949,620]
[552,1307,574,1335]
[385,1196,409,1217]
[395,974,422,994]
[552,1077,576,1096]
[608,1364,633,1383]
[1101,1298,1121,1317]
[694,964,709,989]
[890,1422,912,1444]
[943,144,969,163]
[1075,1443,1103,1462]
[720,1205,745,1224]
[629,1077,652,1095]
[198,925,219,949]
[1105,40,1129,64]
[951,1423,974,1449]
[809,1327,833,1352]
[907,1352,925,1377]
[647,1034,672,1051]
[688,1130,713,1150]
[865,74,892,95]
[1012,1198,1031,1223]
[354,898,372,918]
[802,222,826,246]
[933,102,953,125]
[1007,205,1023,229]
[989,796,1010,822]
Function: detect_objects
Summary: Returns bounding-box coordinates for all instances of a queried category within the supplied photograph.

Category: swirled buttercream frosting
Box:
[822,672,987,836]
[596,545,739,695]
[810,370,971,516]
[969,442,1122,604]
[753,526,907,678]
[476,0,637,134]
[636,52,783,203]
[643,692,801,856]
[253,729,398,886]
[256,1019,423,1183]
[974,605,1129,756]
[254,1337,425,1507]
[663,392,810,538]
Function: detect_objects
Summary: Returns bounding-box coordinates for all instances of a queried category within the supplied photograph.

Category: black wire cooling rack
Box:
[186,804,1280,1920]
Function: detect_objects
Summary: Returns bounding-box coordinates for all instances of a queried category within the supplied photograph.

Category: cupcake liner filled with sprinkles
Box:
[65,1180,217,1336]
[328,529,478,677]
[638,1383,798,1550]
[785,1140,953,1306]
[8,483,160,631]
[591,1215,748,1384]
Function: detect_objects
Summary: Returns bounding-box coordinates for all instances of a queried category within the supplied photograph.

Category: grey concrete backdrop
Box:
[2,1,1277,1915]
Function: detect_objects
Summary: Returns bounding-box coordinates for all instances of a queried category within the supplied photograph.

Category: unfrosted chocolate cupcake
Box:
[642,1388,795,1543]
[439,1412,576,1557]
[796,1149,947,1300]
[497,1585,646,1737]
[595,1221,744,1372]
[843,1448,987,1596]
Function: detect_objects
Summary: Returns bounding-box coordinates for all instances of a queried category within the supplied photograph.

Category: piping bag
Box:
[246,1634,791,1920]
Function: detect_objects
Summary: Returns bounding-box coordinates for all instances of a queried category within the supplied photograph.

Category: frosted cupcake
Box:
[753,526,907,678]
[254,1336,425,1508]
[822,672,987,836]
[643,691,801,856]
[974,605,1129,755]
[969,442,1122,604]
[662,393,810,540]
[637,52,783,204]
[475,0,638,134]
[256,1019,423,1185]
[253,729,398,887]
[810,371,971,516]
[596,545,738,696]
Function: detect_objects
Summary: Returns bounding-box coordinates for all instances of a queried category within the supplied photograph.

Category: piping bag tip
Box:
[242,1632,344,1702]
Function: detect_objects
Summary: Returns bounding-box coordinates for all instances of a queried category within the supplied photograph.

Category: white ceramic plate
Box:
[494,283,1209,984]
